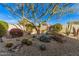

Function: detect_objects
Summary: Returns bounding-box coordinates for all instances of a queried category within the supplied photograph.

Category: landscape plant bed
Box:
[0,3,79,56]
[0,35,79,56]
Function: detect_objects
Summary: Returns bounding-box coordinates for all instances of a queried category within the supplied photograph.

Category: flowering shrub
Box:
[9,28,23,38]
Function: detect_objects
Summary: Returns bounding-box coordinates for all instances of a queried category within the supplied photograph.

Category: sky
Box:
[0,3,79,25]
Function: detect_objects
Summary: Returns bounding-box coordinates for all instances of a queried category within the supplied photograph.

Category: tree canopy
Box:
[0,3,75,25]
[0,3,76,34]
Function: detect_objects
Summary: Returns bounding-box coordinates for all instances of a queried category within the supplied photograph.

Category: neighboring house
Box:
[40,23,50,34]
[8,24,24,31]
[31,29,37,34]
[9,23,79,35]
[31,23,51,34]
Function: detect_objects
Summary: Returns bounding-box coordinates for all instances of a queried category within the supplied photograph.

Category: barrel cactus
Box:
[39,44,46,51]
[5,42,13,48]
[21,38,32,46]
[9,28,23,38]
[0,20,8,42]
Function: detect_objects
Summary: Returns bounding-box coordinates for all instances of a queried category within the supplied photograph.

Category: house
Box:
[40,23,50,34]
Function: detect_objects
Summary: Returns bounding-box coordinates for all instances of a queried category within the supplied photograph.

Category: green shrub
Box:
[0,20,8,30]
[26,40,32,46]
[21,39,28,44]
[21,39,32,46]
[51,23,62,32]
[0,20,8,37]
[5,42,13,48]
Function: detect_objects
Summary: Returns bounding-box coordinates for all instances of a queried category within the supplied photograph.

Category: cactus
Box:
[9,28,23,38]
[5,42,13,48]
[0,20,8,42]
[21,39,32,46]
[39,44,46,51]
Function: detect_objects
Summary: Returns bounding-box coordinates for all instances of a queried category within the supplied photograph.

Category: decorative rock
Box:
[38,34,51,42]
[39,44,46,51]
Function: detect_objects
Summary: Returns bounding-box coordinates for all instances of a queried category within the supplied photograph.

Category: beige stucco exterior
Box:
[8,24,79,34]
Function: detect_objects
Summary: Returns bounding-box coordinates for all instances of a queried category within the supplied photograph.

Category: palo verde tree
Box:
[0,3,76,34]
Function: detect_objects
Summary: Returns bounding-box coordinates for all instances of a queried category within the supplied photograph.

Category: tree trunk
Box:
[35,27,40,34]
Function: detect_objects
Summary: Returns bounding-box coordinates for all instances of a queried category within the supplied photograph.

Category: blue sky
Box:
[0,3,79,25]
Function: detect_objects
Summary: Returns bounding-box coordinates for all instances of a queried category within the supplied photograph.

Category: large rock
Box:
[38,34,51,42]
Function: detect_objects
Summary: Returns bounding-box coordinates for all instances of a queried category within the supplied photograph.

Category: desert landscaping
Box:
[0,3,79,56]
[0,20,79,56]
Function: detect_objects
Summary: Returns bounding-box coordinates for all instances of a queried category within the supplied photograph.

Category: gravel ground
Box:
[0,35,79,56]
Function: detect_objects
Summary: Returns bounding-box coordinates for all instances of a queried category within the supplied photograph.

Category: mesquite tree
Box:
[0,3,76,34]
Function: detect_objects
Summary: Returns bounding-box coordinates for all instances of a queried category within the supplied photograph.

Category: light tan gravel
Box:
[0,35,79,56]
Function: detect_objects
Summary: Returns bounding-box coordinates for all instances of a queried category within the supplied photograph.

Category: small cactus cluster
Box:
[5,42,13,48]
[9,28,23,38]
[21,38,32,46]
[39,44,46,51]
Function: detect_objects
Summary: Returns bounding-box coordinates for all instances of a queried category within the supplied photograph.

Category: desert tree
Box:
[0,3,76,34]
